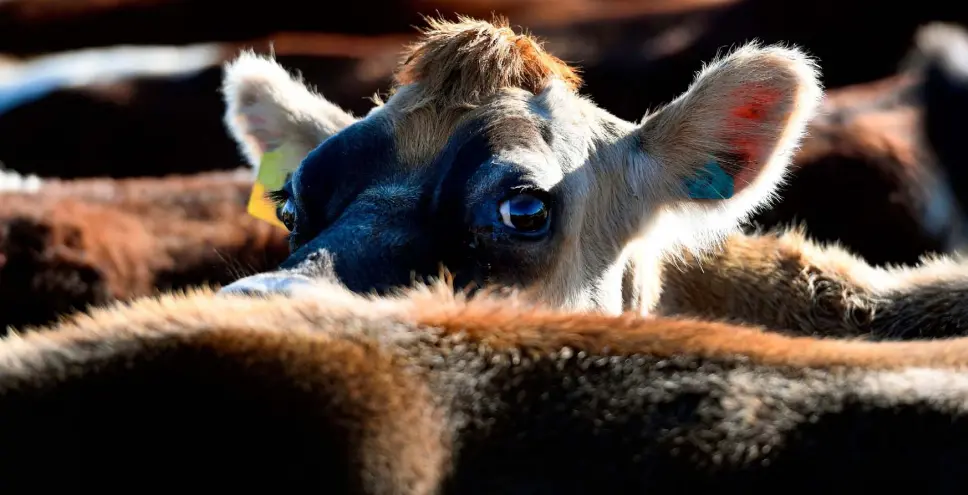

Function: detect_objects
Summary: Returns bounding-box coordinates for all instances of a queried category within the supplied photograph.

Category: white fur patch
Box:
[0,44,223,114]
[0,164,42,193]
[858,367,968,412]
[912,23,968,78]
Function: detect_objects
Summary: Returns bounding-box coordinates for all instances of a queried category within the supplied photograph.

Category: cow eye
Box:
[499,192,551,233]
[276,200,297,232]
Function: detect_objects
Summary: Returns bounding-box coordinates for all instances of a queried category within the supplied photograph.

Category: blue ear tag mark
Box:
[684,161,735,200]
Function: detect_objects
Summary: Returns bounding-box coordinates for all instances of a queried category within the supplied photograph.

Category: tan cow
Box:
[220,17,820,306]
[219,17,968,340]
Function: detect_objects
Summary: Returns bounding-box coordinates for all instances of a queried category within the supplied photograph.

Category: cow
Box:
[0,169,290,333]
[0,43,242,179]
[3,278,968,492]
[219,16,824,312]
[217,17,968,341]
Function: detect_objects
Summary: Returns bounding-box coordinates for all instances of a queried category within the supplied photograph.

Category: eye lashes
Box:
[265,189,290,209]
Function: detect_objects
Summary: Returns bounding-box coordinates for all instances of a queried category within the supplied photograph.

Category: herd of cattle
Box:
[4,3,968,492]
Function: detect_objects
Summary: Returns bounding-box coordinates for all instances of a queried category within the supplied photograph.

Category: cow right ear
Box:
[221,51,358,168]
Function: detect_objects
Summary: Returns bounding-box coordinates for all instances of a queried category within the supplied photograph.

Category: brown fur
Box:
[31,283,968,381]
[0,170,289,332]
[5,285,968,491]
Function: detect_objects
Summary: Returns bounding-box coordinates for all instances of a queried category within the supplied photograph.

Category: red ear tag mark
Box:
[725,86,783,192]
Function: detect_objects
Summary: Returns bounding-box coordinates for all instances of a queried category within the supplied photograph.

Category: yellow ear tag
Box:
[247,141,305,230]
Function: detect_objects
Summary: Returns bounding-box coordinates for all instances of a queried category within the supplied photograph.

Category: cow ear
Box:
[633,43,822,238]
[221,51,358,168]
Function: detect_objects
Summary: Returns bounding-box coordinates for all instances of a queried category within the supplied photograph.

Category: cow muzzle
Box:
[218,272,326,299]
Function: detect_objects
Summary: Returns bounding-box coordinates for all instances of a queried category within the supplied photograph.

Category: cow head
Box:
[220,17,823,313]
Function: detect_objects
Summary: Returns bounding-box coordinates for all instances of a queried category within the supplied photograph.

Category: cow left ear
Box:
[634,43,823,230]
[221,51,359,168]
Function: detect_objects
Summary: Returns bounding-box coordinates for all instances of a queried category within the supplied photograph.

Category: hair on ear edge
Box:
[653,40,825,257]
[220,50,359,169]
[221,50,298,167]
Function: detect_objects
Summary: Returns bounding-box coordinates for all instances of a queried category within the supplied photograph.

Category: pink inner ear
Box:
[243,114,285,154]
[725,86,784,192]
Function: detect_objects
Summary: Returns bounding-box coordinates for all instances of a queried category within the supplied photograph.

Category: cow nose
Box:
[218,272,321,298]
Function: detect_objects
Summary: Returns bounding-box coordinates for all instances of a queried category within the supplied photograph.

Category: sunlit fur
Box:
[656,226,968,339]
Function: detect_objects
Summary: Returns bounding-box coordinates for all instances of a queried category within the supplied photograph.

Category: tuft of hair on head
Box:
[392,15,582,109]
[220,50,358,168]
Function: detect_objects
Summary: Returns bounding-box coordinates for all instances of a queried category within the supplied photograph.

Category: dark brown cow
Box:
[3,0,964,108]
[512,1,968,122]
[748,70,966,266]
[0,169,289,332]
[746,22,968,267]
[916,23,968,216]
[3,282,968,491]
[0,40,400,179]
[0,0,426,55]
[0,43,239,178]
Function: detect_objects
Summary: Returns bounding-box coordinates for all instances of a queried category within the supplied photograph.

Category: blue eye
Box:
[276,200,297,232]
[499,192,551,233]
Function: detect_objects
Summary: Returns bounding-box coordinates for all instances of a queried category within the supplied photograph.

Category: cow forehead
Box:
[293,93,556,215]
[385,85,556,167]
